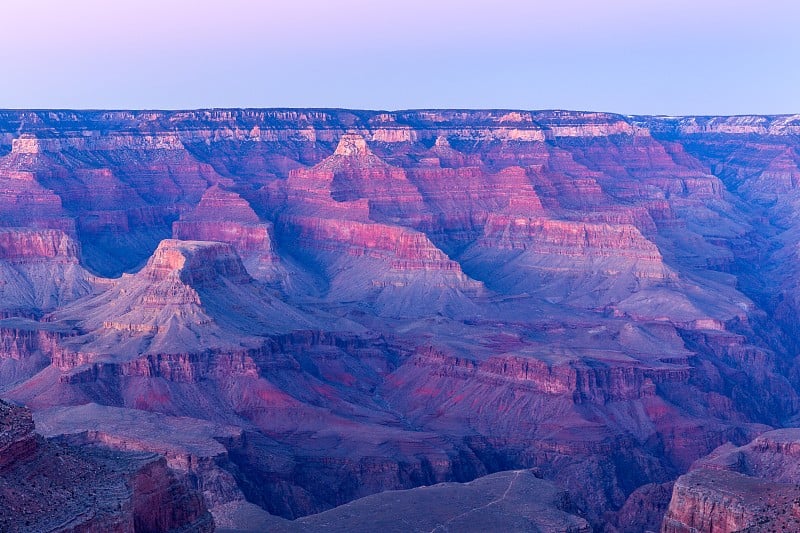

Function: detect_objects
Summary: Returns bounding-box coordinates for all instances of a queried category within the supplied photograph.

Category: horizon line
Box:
[0,107,798,119]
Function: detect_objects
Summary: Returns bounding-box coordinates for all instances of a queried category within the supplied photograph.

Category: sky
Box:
[1,0,798,115]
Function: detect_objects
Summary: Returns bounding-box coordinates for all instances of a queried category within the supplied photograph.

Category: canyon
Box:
[0,109,799,530]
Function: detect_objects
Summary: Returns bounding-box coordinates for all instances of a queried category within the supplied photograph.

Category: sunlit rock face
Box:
[1,109,800,530]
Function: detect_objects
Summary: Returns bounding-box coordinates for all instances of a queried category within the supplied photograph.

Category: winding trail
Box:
[429,470,521,533]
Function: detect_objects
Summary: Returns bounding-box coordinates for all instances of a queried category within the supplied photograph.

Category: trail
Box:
[429,470,521,533]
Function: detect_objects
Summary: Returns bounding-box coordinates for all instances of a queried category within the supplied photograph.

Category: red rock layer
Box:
[479,216,665,265]
[406,164,546,245]
[662,429,800,532]
[0,228,80,261]
[144,239,251,286]
[662,470,800,533]
[0,149,75,233]
[173,185,284,282]
[290,217,469,275]
[296,133,429,222]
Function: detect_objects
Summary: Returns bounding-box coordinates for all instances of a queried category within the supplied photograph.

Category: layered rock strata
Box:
[0,109,798,529]
[173,185,285,283]
[662,429,800,532]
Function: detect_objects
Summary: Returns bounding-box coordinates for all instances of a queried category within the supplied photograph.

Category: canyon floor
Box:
[1,109,800,531]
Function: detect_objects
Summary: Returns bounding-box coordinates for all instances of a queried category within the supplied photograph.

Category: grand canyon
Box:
[1,109,800,531]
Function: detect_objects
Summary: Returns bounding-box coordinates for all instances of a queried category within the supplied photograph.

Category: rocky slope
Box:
[0,399,213,532]
[43,238,314,358]
[214,469,590,532]
[271,132,485,317]
[662,429,800,532]
[0,228,94,317]
[0,109,799,529]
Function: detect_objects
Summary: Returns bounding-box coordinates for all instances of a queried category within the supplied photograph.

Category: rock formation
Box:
[173,185,286,283]
[273,132,485,316]
[0,399,213,532]
[0,228,94,316]
[662,429,800,532]
[0,109,799,529]
[43,238,315,359]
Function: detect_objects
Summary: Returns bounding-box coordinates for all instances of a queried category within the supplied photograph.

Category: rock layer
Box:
[0,228,93,316]
[173,185,285,283]
[662,429,800,532]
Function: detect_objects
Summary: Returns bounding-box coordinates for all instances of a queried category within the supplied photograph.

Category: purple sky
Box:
[2,0,798,114]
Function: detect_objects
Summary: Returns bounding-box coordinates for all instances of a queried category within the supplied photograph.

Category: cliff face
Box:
[662,429,800,532]
[0,400,213,532]
[0,228,93,316]
[1,109,800,529]
[172,185,286,284]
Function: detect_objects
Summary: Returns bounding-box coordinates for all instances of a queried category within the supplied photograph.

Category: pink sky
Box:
[1,0,798,114]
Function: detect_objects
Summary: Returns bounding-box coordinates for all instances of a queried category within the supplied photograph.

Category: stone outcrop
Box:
[662,429,800,532]
[44,239,314,360]
[0,400,213,532]
[662,469,800,533]
[464,216,672,306]
[0,229,93,316]
[34,403,245,509]
[288,133,428,222]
